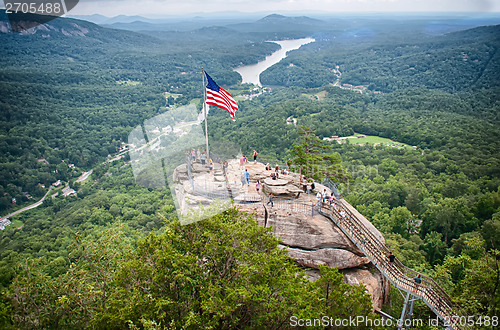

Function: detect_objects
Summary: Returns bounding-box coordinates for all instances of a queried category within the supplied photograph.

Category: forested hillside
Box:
[261,24,500,91]
[0,10,279,212]
[0,11,499,327]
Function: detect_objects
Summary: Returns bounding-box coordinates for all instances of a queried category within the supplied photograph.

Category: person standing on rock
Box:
[253,149,257,163]
[201,152,206,165]
[256,180,261,193]
[329,192,335,205]
[244,169,250,185]
[267,193,274,207]
[322,189,327,203]
[316,191,322,203]
[240,155,245,170]
[311,180,315,192]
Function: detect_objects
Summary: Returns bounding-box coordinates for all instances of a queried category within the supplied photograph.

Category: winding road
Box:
[0,186,53,223]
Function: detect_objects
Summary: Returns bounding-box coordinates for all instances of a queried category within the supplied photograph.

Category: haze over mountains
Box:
[67,11,500,35]
[0,9,500,327]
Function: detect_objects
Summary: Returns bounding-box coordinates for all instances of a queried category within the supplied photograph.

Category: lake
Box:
[234,37,315,86]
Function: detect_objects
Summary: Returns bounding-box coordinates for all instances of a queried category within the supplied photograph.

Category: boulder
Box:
[172,163,189,182]
[262,183,303,197]
[240,205,365,259]
[306,267,389,311]
[342,266,390,311]
[192,163,210,174]
[263,178,288,186]
[283,246,370,269]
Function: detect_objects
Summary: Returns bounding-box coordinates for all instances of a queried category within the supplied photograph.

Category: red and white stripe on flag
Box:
[206,87,238,122]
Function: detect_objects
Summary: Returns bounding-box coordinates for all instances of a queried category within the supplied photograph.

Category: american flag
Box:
[205,72,238,122]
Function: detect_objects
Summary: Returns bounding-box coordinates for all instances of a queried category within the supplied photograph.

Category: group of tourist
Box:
[265,163,289,176]
[239,150,258,169]
[185,148,210,165]
[301,180,316,194]
[316,189,338,207]
[201,149,430,302]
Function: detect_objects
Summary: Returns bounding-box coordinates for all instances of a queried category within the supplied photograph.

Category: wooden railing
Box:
[317,200,467,330]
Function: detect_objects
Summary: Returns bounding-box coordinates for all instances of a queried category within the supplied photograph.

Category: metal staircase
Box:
[185,157,466,329]
[317,199,467,330]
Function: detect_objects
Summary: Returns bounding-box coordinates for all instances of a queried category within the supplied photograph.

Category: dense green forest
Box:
[1,10,499,328]
[0,11,282,212]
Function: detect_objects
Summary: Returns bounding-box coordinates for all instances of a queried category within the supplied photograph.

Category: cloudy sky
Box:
[69,0,500,17]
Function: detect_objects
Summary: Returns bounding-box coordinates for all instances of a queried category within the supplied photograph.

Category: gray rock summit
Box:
[173,158,389,310]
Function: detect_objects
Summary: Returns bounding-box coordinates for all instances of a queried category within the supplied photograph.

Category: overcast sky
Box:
[68,0,500,17]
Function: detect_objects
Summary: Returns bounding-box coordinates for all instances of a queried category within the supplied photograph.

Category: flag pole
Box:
[202,68,210,161]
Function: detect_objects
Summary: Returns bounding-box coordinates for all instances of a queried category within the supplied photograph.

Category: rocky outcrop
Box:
[242,204,364,258]
[238,203,388,310]
[306,266,390,311]
[342,266,390,311]
[284,246,370,270]
[173,159,389,310]
[262,178,303,197]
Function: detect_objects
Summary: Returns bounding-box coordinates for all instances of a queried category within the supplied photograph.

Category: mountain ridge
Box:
[0,10,160,46]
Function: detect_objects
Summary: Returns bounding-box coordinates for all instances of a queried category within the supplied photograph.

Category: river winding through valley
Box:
[234,37,315,86]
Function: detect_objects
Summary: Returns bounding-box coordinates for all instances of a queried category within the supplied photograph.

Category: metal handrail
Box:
[183,159,465,329]
[318,200,467,330]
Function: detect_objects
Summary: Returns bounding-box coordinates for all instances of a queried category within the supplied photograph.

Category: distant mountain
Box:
[102,21,161,31]
[66,14,110,25]
[227,14,329,34]
[67,14,162,25]
[257,14,322,25]
[0,11,159,47]
[104,15,153,24]
[101,17,254,32]
[142,25,251,43]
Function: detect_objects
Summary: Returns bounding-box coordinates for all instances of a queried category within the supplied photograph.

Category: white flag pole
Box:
[202,68,210,161]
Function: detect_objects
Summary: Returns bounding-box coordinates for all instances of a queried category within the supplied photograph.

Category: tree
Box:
[481,216,500,251]
[422,231,447,266]
[291,126,350,185]
[7,226,131,328]
[441,237,500,317]
[315,265,373,323]
[100,207,336,328]
[7,207,374,328]
[389,206,418,238]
